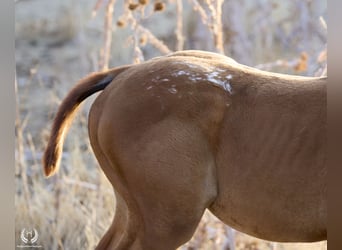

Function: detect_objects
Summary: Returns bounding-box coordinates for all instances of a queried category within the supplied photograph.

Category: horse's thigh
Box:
[116,122,218,249]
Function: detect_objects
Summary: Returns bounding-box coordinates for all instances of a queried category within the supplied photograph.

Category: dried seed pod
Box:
[128,3,139,11]
[116,19,126,28]
[138,0,148,5]
[154,2,165,12]
[294,52,308,72]
[139,34,148,46]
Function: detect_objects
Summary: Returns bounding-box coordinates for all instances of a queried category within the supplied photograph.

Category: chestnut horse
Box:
[43,50,326,249]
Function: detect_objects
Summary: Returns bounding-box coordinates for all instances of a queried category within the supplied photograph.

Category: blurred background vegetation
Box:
[15,0,327,249]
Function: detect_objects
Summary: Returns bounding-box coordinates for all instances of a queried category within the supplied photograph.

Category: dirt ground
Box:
[15,0,327,249]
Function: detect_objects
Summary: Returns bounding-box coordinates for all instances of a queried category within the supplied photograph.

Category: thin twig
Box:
[26,133,38,168]
[175,0,184,51]
[92,0,105,18]
[101,0,116,71]
[130,10,145,63]
[213,0,224,53]
[319,16,327,30]
[188,0,208,25]
[137,25,172,54]
[15,75,33,221]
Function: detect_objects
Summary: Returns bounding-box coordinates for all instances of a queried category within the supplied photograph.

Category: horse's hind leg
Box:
[89,112,142,249]
[95,150,215,250]
[95,189,140,250]
[90,98,218,249]
[108,122,218,249]
[106,128,217,248]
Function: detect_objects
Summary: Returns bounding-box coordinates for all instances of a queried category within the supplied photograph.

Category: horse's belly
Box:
[208,163,327,242]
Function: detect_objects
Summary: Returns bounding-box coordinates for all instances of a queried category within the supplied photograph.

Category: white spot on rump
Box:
[169,61,234,94]
[206,71,233,94]
[174,70,188,76]
[168,87,177,94]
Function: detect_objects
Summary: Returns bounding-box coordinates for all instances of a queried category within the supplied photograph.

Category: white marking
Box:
[152,75,161,82]
[206,72,221,83]
[175,70,188,76]
[171,63,233,94]
[224,82,233,93]
[206,72,233,94]
[168,87,177,94]
[189,75,204,82]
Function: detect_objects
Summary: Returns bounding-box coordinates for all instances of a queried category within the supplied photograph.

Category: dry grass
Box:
[15,0,326,249]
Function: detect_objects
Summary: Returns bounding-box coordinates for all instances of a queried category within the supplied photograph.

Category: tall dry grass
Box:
[15,0,327,249]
